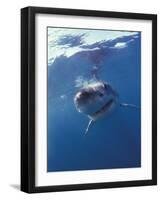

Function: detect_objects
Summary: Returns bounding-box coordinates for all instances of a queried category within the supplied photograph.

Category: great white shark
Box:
[74,81,139,135]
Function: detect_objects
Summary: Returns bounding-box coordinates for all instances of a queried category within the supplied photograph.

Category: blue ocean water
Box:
[47,29,141,172]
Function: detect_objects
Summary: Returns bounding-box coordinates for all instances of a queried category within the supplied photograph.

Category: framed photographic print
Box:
[21,6,157,193]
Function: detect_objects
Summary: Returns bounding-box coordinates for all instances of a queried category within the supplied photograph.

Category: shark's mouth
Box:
[90,99,114,120]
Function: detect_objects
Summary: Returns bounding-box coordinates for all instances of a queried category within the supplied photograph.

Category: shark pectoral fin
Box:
[120,103,140,109]
[84,119,93,135]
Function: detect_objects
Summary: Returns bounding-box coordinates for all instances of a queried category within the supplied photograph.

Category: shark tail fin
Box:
[120,103,140,109]
[84,119,93,135]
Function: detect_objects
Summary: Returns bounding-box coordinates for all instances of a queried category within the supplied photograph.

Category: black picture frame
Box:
[21,6,157,193]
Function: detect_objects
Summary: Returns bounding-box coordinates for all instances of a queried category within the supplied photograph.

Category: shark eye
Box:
[103,83,109,89]
[98,92,104,97]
